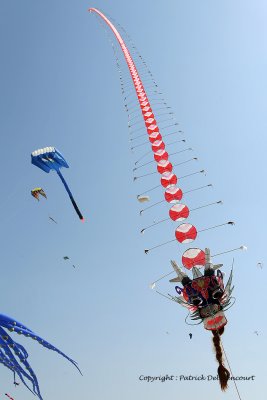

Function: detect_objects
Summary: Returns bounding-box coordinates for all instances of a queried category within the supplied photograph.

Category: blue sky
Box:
[0,0,266,399]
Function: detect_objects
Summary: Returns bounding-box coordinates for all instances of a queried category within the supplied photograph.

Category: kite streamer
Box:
[0,313,81,400]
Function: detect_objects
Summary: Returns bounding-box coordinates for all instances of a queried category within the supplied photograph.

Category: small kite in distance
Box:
[49,216,57,224]
[257,262,263,269]
[31,188,47,201]
[63,256,77,268]
[137,195,150,203]
[5,394,14,400]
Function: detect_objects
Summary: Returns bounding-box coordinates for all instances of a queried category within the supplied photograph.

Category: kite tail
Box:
[212,328,230,390]
[0,348,34,393]
[70,196,84,221]
[56,170,84,221]
[6,324,82,375]
[0,314,34,333]
[0,329,41,398]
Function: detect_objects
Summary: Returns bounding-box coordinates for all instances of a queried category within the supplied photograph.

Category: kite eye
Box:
[212,288,224,299]
[191,296,203,306]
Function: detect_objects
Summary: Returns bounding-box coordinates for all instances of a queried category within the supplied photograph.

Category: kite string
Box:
[220,340,242,400]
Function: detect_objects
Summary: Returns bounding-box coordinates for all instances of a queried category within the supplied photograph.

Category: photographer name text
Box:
[139,374,255,383]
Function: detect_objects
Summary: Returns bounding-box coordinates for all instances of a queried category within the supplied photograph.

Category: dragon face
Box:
[183,271,225,309]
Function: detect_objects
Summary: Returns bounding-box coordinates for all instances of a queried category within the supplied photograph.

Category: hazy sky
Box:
[0,1,266,399]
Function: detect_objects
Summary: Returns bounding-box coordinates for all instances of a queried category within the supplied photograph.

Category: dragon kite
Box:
[89,8,244,391]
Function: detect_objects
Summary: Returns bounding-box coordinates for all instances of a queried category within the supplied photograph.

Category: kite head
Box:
[31,147,69,173]
[175,269,230,331]
[182,271,225,310]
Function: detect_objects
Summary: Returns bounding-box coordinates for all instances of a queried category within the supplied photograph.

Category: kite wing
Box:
[31,147,69,173]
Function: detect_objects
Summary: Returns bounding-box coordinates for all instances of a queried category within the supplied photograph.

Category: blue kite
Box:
[0,313,81,399]
[31,147,84,221]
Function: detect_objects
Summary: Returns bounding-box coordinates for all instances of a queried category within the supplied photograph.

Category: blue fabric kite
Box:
[0,313,81,399]
[31,147,84,221]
